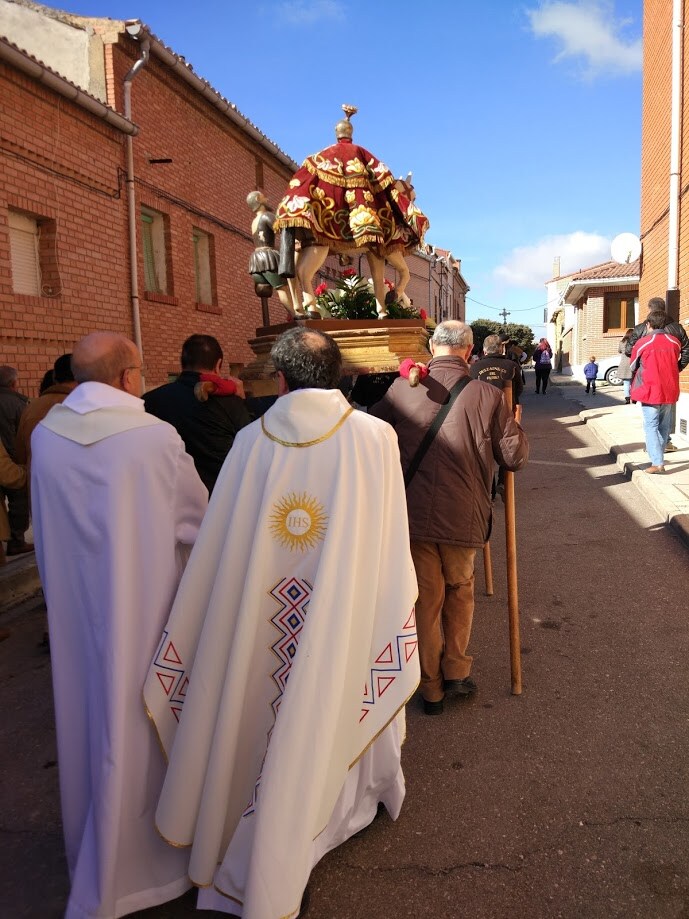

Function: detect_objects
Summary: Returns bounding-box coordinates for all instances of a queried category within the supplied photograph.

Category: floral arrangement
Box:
[314,268,425,321]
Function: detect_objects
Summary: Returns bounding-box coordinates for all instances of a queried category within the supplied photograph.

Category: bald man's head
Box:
[71,332,142,394]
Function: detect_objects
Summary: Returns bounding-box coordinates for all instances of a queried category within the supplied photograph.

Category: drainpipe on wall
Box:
[122,30,150,371]
[667,0,683,321]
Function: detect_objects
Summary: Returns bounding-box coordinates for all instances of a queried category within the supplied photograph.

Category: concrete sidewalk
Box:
[577,397,689,547]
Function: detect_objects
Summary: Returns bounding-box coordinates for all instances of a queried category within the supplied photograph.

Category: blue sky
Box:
[42,0,643,336]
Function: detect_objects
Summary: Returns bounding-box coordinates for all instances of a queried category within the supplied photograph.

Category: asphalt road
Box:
[1,375,688,919]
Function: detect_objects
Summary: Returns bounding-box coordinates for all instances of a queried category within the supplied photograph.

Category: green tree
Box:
[470,319,536,355]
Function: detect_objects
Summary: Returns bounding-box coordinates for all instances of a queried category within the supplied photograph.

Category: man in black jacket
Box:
[625,298,689,452]
[470,334,523,408]
[144,335,251,493]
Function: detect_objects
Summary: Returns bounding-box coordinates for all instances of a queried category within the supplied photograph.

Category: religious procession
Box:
[3,4,689,919]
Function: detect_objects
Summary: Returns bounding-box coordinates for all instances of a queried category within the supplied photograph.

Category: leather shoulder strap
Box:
[404,376,472,489]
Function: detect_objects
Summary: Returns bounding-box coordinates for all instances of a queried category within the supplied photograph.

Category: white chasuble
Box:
[144,388,419,919]
[31,383,208,919]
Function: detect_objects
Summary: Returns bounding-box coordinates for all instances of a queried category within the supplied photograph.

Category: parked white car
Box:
[594,354,623,386]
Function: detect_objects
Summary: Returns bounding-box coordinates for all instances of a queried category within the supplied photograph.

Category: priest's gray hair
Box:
[431,320,473,350]
[271,327,343,391]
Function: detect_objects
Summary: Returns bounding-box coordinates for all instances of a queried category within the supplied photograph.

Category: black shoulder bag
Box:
[404,376,472,488]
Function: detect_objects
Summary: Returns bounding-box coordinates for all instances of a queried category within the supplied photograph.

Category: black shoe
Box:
[6,541,34,556]
[423,698,444,715]
[624,397,630,404]
[444,677,477,696]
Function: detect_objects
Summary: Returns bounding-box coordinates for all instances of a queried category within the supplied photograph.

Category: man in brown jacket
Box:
[15,354,77,475]
[371,321,528,715]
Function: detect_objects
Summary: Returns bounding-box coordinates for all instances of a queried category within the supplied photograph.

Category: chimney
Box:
[552,256,561,278]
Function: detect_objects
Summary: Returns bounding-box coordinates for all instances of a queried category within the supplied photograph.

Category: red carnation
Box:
[341,267,357,278]
[314,282,327,296]
[384,278,395,291]
[419,308,428,320]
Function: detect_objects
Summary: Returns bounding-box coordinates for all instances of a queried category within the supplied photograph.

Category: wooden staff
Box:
[483,542,494,596]
[503,381,522,695]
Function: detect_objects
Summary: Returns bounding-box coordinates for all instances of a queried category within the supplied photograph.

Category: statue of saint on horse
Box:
[274,105,429,319]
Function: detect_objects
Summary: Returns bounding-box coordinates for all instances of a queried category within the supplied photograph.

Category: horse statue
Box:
[274,105,429,319]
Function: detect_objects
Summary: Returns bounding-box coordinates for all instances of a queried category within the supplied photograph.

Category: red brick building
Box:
[1,34,135,392]
[0,1,467,394]
[640,0,689,427]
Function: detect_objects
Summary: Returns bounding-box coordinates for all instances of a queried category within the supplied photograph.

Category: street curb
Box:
[0,553,42,614]
[580,410,689,549]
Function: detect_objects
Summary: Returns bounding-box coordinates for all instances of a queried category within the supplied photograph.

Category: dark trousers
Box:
[0,485,30,543]
[585,379,596,393]
[535,366,551,393]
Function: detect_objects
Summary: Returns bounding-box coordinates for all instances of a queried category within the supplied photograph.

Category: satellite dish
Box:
[611,232,641,265]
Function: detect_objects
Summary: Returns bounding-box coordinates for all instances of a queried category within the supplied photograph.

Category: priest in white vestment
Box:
[31,333,208,919]
[144,327,420,919]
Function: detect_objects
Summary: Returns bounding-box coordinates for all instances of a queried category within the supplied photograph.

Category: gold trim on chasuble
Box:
[260,405,354,447]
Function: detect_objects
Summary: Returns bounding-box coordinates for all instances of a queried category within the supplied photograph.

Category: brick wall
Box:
[640,0,689,397]
[0,60,130,396]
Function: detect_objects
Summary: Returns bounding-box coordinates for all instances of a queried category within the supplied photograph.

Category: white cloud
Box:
[273,0,345,25]
[494,231,611,287]
[526,1,642,78]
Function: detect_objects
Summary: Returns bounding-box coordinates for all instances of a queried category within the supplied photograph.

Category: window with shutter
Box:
[141,213,159,292]
[192,229,213,304]
[604,293,638,333]
[141,207,169,294]
[8,211,41,296]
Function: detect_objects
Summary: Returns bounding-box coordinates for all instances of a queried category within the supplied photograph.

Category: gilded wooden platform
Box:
[242,319,430,397]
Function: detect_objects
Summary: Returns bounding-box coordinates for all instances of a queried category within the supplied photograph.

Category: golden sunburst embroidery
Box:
[269,492,328,552]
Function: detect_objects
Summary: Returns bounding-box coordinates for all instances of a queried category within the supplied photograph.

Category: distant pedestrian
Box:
[533,339,553,394]
[499,334,527,386]
[629,310,681,474]
[618,329,634,404]
[584,356,598,394]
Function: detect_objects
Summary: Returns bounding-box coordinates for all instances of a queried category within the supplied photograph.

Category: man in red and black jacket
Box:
[625,297,689,452]
[629,310,682,474]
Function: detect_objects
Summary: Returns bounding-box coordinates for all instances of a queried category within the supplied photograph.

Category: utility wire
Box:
[466,294,552,314]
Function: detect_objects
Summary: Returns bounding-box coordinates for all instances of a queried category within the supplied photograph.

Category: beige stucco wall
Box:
[0,0,107,100]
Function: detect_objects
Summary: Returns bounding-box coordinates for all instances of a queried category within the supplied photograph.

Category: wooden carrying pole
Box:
[503,382,522,695]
